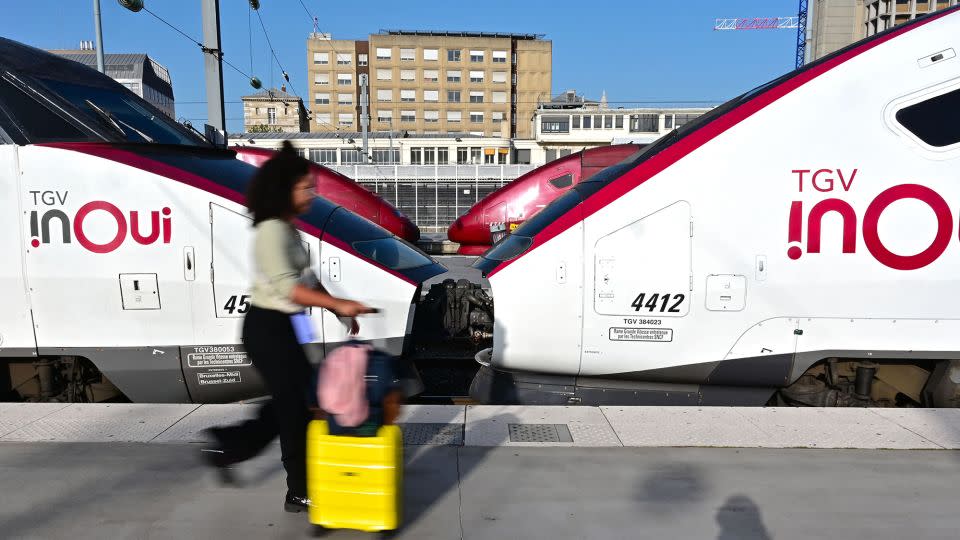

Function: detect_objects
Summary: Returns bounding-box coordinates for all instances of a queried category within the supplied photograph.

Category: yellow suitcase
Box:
[306,420,403,534]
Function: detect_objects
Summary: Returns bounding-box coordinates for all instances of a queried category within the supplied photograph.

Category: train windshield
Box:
[36,77,203,146]
[325,208,434,271]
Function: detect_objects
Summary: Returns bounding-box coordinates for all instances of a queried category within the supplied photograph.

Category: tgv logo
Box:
[786,169,953,271]
[28,190,171,254]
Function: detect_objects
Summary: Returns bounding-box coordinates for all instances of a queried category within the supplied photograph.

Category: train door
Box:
[0,146,36,359]
[580,201,692,375]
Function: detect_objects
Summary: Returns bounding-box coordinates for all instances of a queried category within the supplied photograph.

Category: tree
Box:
[248,124,283,133]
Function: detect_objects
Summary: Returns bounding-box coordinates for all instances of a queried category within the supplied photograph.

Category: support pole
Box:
[359,73,370,163]
[201,0,226,144]
[93,0,105,73]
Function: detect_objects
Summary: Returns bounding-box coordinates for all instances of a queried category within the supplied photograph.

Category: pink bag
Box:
[318,343,370,427]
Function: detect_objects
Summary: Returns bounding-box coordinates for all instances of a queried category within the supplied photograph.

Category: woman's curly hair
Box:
[246,140,311,224]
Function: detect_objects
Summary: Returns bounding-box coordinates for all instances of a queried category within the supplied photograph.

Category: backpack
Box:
[318,342,402,436]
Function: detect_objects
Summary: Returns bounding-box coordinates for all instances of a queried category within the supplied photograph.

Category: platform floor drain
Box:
[508,424,574,443]
[399,423,463,446]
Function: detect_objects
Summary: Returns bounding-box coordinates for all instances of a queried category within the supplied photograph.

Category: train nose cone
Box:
[448,216,466,242]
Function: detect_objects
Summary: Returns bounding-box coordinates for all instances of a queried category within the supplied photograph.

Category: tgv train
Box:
[448,144,640,255]
[0,37,445,403]
[472,5,960,408]
[234,146,421,242]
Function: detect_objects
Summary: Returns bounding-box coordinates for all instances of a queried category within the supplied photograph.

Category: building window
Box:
[401,110,415,122]
[470,147,481,163]
[336,53,352,65]
[423,147,436,165]
[313,52,329,64]
[615,115,624,129]
[337,74,352,86]
[593,115,602,129]
[492,91,507,104]
[372,148,400,164]
[457,147,468,164]
[267,107,276,125]
[492,51,507,63]
[469,70,484,83]
[448,49,461,62]
[377,110,393,122]
[410,147,422,165]
[470,50,484,62]
[376,47,391,60]
[341,148,363,164]
[492,71,507,84]
[664,114,674,130]
[447,70,462,83]
[629,114,659,132]
[582,115,592,128]
[484,151,495,164]
[424,90,439,102]
[470,111,484,123]
[448,90,461,103]
[400,89,416,102]
[541,115,570,133]
[314,92,330,105]
[424,110,440,123]
[315,73,329,85]
[358,53,368,66]
[338,113,354,127]
[469,91,484,104]
[437,148,449,165]
[377,89,392,102]
[572,115,581,129]
[309,148,337,164]
[315,112,331,126]
[604,115,613,129]
[423,48,439,61]
[423,69,439,82]
[512,52,518,64]
[675,114,698,128]
[447,111,462,123]
[400,69,415,81]
[377,68,392,81]
[492,111,504,124]
[400,48,415,61]
[338,93,353,105]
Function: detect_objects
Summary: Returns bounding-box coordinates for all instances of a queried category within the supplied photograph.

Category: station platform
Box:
[2,404,960,539]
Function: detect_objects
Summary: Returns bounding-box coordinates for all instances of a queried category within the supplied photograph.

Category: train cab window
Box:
[35,77,202,146]
[326,208,433,271]
[895,87,960,148]
[0,76,87,143]
[548,173,574,189]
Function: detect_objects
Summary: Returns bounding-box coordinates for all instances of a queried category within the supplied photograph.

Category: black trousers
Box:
[211,306,313,497]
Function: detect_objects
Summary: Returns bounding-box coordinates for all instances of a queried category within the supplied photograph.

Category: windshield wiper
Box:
[84,99,126,137]
[84,99,154,143]
[181,120,215,146]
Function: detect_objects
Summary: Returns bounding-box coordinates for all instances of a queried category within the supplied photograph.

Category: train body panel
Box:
[0,146,36,356]
[473,6,960,405]
[448,145,639,254]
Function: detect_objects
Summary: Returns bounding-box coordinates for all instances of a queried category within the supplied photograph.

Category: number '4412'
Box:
[631,293,684,313]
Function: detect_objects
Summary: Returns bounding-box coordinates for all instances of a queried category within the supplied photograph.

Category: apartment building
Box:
[241,87,310,133]
[307,30,551,139]
[808,0,958,61]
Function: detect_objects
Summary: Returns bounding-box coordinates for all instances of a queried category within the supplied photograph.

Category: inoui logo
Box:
[27,190,171,254]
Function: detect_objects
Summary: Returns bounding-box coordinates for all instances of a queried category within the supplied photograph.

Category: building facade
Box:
[50,42,175,117]
[306,30,551,139]
[241,87,310,133]
[808,0,958,61]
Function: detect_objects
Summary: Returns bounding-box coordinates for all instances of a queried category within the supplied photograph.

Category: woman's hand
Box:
[332,299,376,318]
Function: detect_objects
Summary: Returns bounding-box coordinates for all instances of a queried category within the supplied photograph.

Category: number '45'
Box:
[631,293,684,313]
[224,295,251,314]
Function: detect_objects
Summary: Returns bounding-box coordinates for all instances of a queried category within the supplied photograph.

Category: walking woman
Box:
[202,141,373,512]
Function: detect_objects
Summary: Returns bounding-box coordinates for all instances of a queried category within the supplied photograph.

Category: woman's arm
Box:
[289,285,372,317]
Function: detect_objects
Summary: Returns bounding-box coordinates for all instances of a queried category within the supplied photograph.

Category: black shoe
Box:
[284,492,310,513]
[199,428,239,486]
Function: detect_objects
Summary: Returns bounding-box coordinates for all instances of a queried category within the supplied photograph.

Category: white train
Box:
[0,38,445,403]
[472,6,960,407]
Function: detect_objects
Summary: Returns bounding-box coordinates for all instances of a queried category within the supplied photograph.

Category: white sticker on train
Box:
[608,327,674,342]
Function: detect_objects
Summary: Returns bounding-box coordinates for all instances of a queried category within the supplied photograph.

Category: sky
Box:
[2,0,802,133]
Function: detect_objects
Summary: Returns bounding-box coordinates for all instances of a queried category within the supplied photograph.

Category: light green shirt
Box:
[250,219,316,314]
